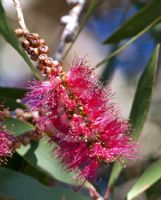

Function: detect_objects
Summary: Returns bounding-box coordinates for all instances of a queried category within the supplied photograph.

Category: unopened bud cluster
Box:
[15,28,62,77]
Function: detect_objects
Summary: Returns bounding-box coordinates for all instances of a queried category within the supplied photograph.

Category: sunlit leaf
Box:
[127,159,161,200]
[17,140,85,186]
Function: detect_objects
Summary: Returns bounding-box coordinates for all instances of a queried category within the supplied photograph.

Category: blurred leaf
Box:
[100,54,117,84]
[0,167,89,200]
[131,1,146,9]
[2,117,34,136]
[0,87,26,109]
[62,0,98,59]
[107,162,123,189]
[0,96,25,110]
[107,44,160,190]
[0,87,26,99]
[0,1,42,80]
[127,159,161,200]
[104,0,161,44]
[100,5,130,83]
[151,22,161,43]
[17,140,84,186]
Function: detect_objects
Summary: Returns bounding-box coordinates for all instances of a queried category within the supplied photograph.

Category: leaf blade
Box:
[0,87,26,99]
[127,159,161,200]
[107,44,160,189]
[0,96,25,110]
[0,87,26,109]
[130,44,160,139]
[0,167,89,200]
[17,140,84,186]
[2,117,35,136]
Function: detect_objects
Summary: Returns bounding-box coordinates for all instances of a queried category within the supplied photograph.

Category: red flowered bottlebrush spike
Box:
[17,30,138,180]
[0,106,15,164]
[24,58,137,180]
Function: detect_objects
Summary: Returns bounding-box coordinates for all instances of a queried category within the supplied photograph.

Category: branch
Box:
[103,187,112,200]
[13,0,29,32]
[86,182,104,200]
[53,0,86,61]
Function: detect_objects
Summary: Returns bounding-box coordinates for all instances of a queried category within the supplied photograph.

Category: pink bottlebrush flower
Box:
[24,58,138,180]
[0,127,14,165]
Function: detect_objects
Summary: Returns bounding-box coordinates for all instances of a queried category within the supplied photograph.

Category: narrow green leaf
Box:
[100,5,130,83]
[104,0,161,44]
[151,22,161,42]
[2,117,34,136]
[0,167,89,200]
[127,159,161,200]
[0,87,26,109]
[0,87,26,99]
[96,16,161,68]
[130,44,160,139]
[0,1,42,80]
[17,140,84,186]
[107,44,160,189]
[62,0,98,59]
[107,162,123,189]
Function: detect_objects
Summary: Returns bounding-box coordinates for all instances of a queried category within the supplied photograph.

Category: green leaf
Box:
[17,140,84,186]
[0,87,26,109]
[0,96,25,110]
[0,87,26,99]
[0,1,42,80]
[0,167,89,200]
[62,0,98,59]
[107,44,160,190]
[130,44,160,139]
[2,117,34,136]
[100,6,130,83]
[104,0,161,44]
[107,162,123,189]
[127,159,161,200]
[151,21,161,43]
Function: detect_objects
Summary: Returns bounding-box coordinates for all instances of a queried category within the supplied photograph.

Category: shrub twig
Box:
[53,0,86,61]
